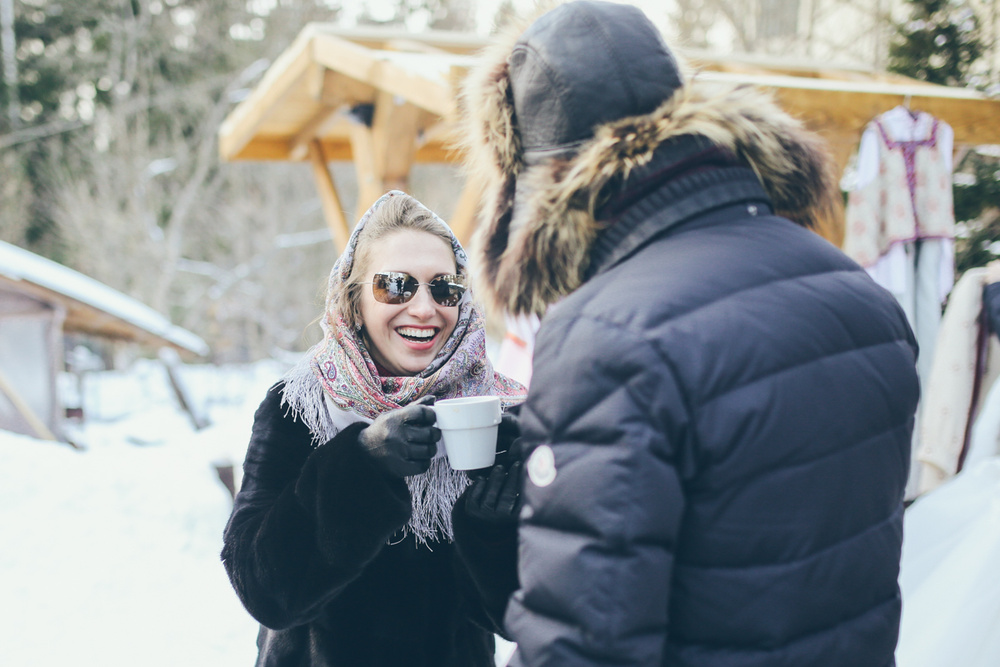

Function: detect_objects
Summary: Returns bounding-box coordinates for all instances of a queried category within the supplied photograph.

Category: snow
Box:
[0,240,208,356]
[0,360,277,667]
[0,358,516,666]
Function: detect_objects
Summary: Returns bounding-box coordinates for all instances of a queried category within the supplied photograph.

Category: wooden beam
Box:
[226,134,460,163]
[701,70,1000,146]
[317,70,378,108]
[307,139,351,252]
[289,105,342,161]
[311,34,457,117]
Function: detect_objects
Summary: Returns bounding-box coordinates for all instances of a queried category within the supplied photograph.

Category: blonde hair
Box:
[337,194,458,330]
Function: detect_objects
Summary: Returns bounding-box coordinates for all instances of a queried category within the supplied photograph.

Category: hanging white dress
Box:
[843,105,955,382]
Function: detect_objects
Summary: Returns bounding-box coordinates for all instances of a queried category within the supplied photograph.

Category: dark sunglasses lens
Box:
[429,278,465,306]
[372,273,417,304]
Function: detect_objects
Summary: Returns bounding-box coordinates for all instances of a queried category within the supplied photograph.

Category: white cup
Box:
[433,396,502,470]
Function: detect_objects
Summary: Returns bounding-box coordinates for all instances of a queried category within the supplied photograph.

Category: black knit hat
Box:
[508,0,683,162]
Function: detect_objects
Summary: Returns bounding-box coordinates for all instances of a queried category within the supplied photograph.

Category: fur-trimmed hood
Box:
[459,1,841,317]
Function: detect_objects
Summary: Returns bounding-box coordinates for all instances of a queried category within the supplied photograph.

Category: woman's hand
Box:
[358,396,440,478]
[463,460,523,524]
[497,411,520,455]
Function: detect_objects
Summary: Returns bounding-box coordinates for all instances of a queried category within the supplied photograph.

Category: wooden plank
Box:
[307,139,351,252]
[691,70,1000,146]
[774,86,1000,146]
[229,136,352,161]
[228,135,459,163]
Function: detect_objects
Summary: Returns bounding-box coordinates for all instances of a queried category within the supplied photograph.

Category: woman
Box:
[221,191,526,667]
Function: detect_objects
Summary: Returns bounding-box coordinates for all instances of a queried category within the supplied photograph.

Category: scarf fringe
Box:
[281,351,337,446]
[281,352,471,546]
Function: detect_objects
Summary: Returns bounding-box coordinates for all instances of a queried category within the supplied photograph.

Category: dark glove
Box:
[463,460,523,524]
[358,396,440,478]
[496,411,521,457]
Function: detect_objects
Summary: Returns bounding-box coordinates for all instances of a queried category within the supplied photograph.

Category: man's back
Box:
[508,202,917,666]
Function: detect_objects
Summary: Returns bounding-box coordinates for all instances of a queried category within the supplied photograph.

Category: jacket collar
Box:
[587,137,771,279]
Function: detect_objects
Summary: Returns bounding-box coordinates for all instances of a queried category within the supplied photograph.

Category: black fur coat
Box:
[221,383,516,667]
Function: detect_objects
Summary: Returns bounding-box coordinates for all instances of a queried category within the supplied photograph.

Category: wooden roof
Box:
[218,25,1000,247]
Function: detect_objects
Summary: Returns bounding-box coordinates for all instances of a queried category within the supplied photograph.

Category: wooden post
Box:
[349,120,385,221]
[308,139,352,252]
[349,90,423,219]
[372,90,421,193]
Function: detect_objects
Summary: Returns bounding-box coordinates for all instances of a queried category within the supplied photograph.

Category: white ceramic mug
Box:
[433,396,502,470]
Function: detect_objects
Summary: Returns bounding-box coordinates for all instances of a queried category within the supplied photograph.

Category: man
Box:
[460,2,919,666]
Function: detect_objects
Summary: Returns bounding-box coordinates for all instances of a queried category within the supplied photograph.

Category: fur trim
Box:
[456,11,538,313]
[459,21,841,317]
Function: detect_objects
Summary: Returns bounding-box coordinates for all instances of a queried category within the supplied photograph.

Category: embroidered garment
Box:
[844,107,956,444]
[282,191,526,544]
[844,106,955,272]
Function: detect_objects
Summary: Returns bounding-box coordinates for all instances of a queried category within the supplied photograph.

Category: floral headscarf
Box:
[282,191,525,544]
[312,191,525,418]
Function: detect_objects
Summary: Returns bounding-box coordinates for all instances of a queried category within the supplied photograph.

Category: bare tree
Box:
[671,0,897,68]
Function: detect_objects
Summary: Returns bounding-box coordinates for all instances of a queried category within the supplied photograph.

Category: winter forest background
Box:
[2,0,1000,364]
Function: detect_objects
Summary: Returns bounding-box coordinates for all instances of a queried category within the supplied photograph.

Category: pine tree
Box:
[888,0,985,87]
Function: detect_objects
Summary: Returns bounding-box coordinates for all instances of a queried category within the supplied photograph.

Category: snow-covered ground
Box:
[0,358,516,666]
[0,360,276,667]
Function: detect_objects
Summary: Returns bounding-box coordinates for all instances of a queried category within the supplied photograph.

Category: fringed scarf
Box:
[282,191,526,545]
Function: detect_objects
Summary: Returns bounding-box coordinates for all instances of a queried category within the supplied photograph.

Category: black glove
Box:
[463,460,523,524]
[358,396,440,478]
[496,411,520,457]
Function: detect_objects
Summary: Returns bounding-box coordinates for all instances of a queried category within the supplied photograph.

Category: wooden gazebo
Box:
[219,25,1000,249]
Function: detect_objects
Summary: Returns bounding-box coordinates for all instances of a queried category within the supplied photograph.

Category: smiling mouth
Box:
[396,326,439,342]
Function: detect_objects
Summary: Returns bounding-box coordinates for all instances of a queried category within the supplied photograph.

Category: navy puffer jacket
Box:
[506,156,918,666]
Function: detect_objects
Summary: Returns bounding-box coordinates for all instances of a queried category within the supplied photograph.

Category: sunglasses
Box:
[365,271,467,307]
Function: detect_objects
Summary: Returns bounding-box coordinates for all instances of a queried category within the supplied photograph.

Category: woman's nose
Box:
[406,285,437,317]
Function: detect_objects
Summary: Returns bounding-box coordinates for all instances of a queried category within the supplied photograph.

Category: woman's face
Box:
[358,229,460,376]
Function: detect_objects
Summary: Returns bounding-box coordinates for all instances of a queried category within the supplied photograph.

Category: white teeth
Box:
[397,327,435,340]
